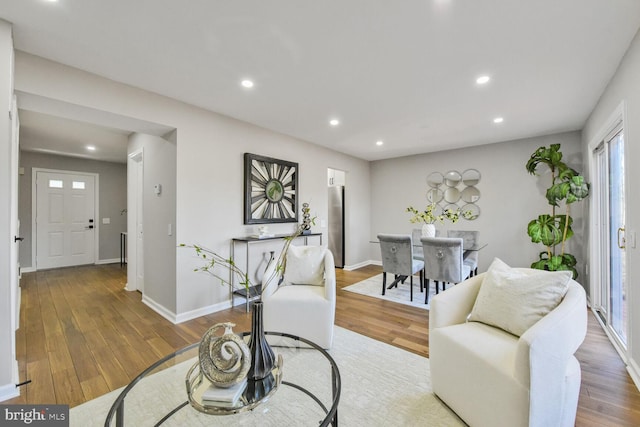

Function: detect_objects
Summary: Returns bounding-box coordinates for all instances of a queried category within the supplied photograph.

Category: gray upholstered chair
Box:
[377,234,424,302]
[447,230,480,277]
[411,229,424,261]
[420,236,471,303]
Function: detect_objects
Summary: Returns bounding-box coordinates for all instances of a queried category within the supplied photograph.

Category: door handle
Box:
[14,236,24,242]
[618,227,626,249]
[85,225,94,230]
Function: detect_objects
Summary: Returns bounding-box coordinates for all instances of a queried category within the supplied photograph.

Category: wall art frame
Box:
[244,153,298,224]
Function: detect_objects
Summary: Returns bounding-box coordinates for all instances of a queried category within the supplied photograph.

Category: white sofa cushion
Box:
[468,258,571,336]
[284,245,327,285]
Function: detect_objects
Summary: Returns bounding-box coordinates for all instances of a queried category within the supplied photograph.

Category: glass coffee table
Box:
[104,331,340,426]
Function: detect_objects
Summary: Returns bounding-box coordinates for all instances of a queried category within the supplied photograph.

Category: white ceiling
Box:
[19,110,130,163]
[4,0,640,162]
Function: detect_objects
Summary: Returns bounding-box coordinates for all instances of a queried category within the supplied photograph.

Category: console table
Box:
[230,233,323,312]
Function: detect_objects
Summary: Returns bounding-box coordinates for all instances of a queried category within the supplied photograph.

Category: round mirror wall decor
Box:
[426,188,444,204]
[427,172,444,188]
[462,169,481,186]
[444,170,462,187]
[461,203,480,220]
[424,168,481,220]
[444,187,461,204]
[461,186,480,203]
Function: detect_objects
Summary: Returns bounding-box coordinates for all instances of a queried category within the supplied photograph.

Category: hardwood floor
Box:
[6,263,640,425]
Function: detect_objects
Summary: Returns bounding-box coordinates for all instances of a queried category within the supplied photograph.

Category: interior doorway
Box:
[127,149,144,293]
[328,168,346,268]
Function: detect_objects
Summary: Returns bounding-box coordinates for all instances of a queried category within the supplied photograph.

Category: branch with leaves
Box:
[181,212,317,298]
[406,204,471,225]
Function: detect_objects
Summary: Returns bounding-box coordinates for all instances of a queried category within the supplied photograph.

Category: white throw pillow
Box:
[284,245,327,286]
[468,258,571,336]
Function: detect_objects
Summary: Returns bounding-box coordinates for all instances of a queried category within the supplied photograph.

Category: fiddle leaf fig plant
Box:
[526,144,589,278]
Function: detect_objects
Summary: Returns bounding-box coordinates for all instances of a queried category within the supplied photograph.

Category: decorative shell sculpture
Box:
[198,322,251,388]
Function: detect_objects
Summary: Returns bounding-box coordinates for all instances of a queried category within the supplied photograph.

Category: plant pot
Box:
[422,223,436,238]
[247,301,276,380]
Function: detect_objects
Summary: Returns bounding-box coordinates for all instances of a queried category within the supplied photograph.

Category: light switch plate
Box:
[102,218,110,224]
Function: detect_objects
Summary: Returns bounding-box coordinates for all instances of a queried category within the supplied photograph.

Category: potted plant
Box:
[525,144,589,278]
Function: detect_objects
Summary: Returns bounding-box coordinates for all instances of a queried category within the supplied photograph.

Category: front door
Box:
[36,170,96,269]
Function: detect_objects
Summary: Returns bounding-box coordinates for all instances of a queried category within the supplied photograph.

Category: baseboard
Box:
[138,294,234,325]
[96,258,120,265]
[627,358,640,392]
[175,301,232,324]
[141,295,178,324]
[344,260,379,271]
[20,261,119,271]
[0,382,19,403]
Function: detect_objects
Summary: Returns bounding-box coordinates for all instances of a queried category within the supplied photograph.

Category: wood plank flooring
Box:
[6,263,640,425]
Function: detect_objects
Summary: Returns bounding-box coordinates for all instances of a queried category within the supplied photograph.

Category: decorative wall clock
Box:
[244,153,298,224]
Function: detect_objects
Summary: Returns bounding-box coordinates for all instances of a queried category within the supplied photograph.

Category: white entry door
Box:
[36,171,96,269]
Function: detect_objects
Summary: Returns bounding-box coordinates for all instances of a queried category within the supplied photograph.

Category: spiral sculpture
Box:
[198,322,251,388]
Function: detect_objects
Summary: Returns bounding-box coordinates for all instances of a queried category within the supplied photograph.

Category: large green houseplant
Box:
[525,144,589,278]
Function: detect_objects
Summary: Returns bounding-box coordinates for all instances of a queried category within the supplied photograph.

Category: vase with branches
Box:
[181,219,314,297]
[525,144,590,278]
[180,211,316,380]
[406,203,471,237]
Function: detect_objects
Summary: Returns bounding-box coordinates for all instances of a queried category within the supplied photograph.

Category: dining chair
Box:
[447,230,480,277]
[411,229,424,261]
[420,236,471,304]
[377,234,424,302]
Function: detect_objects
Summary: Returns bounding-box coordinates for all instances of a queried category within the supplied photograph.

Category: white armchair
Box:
[262,246,336,349]
[429,269,587,427]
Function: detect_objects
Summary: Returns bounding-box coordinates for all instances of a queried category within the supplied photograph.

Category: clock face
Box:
[244,154,298,224]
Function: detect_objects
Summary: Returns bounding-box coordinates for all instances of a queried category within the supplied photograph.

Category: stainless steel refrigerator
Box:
[328,186,345,268]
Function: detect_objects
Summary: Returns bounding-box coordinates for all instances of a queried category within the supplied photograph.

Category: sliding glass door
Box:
[593,125,627,349]
[608,131,626,345]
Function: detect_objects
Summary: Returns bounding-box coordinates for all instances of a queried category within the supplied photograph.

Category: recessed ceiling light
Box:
[493,117,504,124]
[240,79,254,88]
[476,75,491,85]
[86,145,96,151]
[376,140,384,146]
[329,119,340,126]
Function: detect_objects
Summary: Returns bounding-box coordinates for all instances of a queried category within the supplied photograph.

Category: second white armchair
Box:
[262,246,336,349]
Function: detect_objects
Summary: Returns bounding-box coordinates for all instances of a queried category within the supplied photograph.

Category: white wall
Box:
[370,131,585,278]
[14,52,371,321]
[581,28,640,384]
[128,132,177,313]
[0,19,18,401]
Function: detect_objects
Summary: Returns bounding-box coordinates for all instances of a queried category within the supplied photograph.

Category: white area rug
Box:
[71,326,463,426]
[343,274,439,310]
